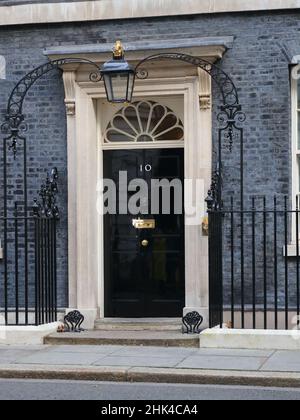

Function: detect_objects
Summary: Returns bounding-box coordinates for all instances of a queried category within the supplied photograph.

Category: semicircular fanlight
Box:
[104,101,184,143]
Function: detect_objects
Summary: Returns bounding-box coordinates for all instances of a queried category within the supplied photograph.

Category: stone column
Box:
[63,70,99,329]
[184,71,212,328]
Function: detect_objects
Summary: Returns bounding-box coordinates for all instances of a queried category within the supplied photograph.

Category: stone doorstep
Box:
[44,330,200,348]
[94,318,182,332]
[45,318,199,347]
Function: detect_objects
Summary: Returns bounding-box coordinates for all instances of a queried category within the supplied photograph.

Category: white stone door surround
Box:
[48,41,229,329]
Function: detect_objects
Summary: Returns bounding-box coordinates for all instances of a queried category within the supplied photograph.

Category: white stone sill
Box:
[200,328,300,350]
[283,244,300,257]
[0,322,60,345]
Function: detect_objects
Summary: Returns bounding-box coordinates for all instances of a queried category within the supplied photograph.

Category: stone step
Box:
[44,330,200,348]
[94,318,182,332]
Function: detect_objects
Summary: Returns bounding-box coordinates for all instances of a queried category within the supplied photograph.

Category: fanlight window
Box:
[104,101,184,143]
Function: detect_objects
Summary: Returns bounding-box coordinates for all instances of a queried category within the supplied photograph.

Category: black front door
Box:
[104,148,185,317]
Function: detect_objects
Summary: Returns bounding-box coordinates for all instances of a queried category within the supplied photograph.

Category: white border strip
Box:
[1,0,300,26]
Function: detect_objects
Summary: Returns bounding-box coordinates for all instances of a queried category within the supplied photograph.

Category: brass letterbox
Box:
[132,219,156,229]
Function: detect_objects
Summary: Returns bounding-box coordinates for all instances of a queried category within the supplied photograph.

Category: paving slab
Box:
[0,345,47,351]
[261,351,300,372]
[109,346,198,358]
[14,351,107,366]
[195,348,274,358]
[47,345,123,354]
[1,344,300,385]
[0,348,43,364]
[92,355,186,368]
[177,355,267,371]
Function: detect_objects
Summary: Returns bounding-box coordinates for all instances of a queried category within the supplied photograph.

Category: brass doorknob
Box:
[141,239,149,247]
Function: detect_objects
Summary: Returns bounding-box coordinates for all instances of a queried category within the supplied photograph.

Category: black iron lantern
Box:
[101,41,135,103]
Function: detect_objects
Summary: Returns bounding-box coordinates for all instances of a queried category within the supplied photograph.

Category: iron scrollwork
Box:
[205,166,223,211]
[135,53,245,146]
[1,58,101,158]
[33,167,59,219]
[182,311,203,334]
[64,310,85,333]
[135,52,240,106]
[134,52,245,211]
[217,104,246,152]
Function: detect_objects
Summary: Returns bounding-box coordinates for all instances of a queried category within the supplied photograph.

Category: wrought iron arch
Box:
[1,58,101,158]
[135,53,240,106]
[0,57,102,228]
[135,53,246,210]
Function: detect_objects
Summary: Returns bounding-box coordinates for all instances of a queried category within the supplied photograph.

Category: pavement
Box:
[0,344,300,387]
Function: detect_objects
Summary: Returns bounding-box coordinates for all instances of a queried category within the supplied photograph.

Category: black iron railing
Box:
[0,168,59,326]
[208,195,300,330]
[0,214,57,326]
[34,217,57,325]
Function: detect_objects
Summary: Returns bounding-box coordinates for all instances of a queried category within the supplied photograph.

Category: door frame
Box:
[96,76,211,321]
[63,73,212,327]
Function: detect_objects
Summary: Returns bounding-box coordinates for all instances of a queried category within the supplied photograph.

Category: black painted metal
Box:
[136,53,239,105]
[64,310,85,333]
[182,311,203,334]
[208,197,300,330]
[135,52,245,212]
[1,58,101,160]
[0,169,58,326]
[33,168,59,219]
[206,167,223,328]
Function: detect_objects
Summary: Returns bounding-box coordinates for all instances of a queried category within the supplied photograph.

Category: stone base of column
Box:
[183,306,209,329]
[66,308,98,330]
